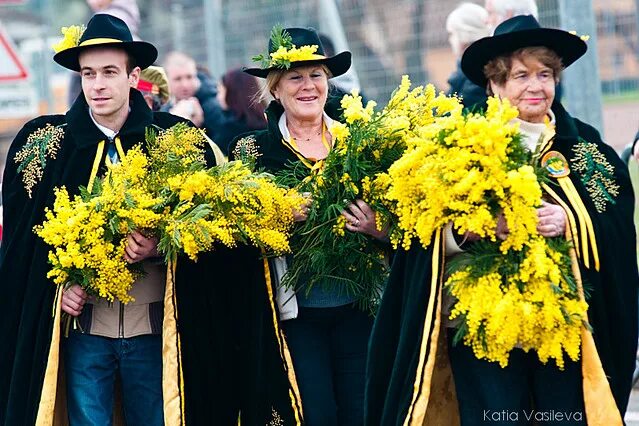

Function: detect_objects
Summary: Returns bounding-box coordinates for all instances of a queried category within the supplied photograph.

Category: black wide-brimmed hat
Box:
[54,14,158,72]
[461,15,587,87]
[244,27,351,78]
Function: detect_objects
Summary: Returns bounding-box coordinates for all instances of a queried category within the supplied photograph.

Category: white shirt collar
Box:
[89,109,119,140]
[514,109,556,151]
[278,111,334,142]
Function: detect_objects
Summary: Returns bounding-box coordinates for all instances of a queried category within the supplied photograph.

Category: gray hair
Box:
[446,3,491,45]
[488,0,538,19]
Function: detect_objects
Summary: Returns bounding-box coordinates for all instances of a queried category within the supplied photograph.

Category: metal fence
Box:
[137,0,639,105]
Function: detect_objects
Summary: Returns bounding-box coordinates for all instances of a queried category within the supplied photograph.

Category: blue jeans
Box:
[63,331,163,426]
[282,304,373,426]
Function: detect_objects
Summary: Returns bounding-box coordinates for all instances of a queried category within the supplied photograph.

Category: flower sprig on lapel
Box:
[14,124,64,198]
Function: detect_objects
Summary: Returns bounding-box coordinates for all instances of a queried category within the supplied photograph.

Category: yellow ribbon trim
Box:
[114,136,125,159]
[262,258,303,424]
[282,122,330,171]
[35,286,64,425]
[564,227,622,424]
[542,183,581,261]
[162,257,186,425]
[200,129,228,166]
[538,127,555,157]
[79,37,122,47]
[558,177,600,271]
[87,140,105,193]
[403,229,442,425]
[36,139,110,422]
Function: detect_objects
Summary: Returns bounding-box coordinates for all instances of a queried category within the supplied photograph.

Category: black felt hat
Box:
[54,14,158,72]
[244,27,351,78]
[461,15,587,87]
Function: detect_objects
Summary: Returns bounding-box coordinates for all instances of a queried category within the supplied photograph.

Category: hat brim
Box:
[54,41,158,72]
[461,28,587,88]
[243,51,352,78]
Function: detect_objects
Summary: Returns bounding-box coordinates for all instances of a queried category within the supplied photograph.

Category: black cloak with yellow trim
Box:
[0,90,300,425]
[364,101,638,425]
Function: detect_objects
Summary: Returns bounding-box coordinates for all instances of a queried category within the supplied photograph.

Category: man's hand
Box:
[633,141,639,161]
[61,284,88,317]
[124,230,159,264]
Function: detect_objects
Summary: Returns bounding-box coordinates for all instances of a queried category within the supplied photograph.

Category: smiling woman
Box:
[445,14,639,424]
[484,46,562,123]
[231,26,385,425]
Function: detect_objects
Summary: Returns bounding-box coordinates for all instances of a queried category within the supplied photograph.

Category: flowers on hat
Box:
[568,30,591,42]
[252,24,323,70]
[52,25,85,53]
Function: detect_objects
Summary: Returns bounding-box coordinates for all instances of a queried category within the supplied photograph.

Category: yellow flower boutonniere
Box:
[52,25,85,53]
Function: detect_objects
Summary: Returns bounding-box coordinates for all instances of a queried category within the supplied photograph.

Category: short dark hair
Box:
[124,50,138,74]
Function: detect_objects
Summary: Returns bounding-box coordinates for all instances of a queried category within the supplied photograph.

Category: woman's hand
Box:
[536,200,566,237]
[293,193,312,222]
[342,199,388,241]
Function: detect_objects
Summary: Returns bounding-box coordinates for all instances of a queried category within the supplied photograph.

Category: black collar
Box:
[66,89,153,148]
[551,100,579,141]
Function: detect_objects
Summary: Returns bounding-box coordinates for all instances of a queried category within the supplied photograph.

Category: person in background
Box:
[162,51,224,139]
[484,0,538,29]
[445,2,492,110]
[210,67,266,154]
[136,65,170,111]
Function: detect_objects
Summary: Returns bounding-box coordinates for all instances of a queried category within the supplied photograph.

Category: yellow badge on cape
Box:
[541,151,570,178]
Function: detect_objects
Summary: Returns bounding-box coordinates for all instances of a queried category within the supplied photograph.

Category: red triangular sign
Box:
[0,24,28,81]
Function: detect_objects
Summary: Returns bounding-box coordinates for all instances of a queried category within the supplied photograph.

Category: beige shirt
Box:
[80,260,166,338]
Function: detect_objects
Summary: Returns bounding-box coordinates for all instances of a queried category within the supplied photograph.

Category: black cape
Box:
[365,102,638,425]
[0,90,301,425]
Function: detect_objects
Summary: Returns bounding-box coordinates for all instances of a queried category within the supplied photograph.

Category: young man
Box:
[0,14,194,424]
[1,14,302,426]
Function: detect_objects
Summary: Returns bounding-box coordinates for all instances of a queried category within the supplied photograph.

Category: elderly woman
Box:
[365,15,637,425]
[232,27,385,426]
